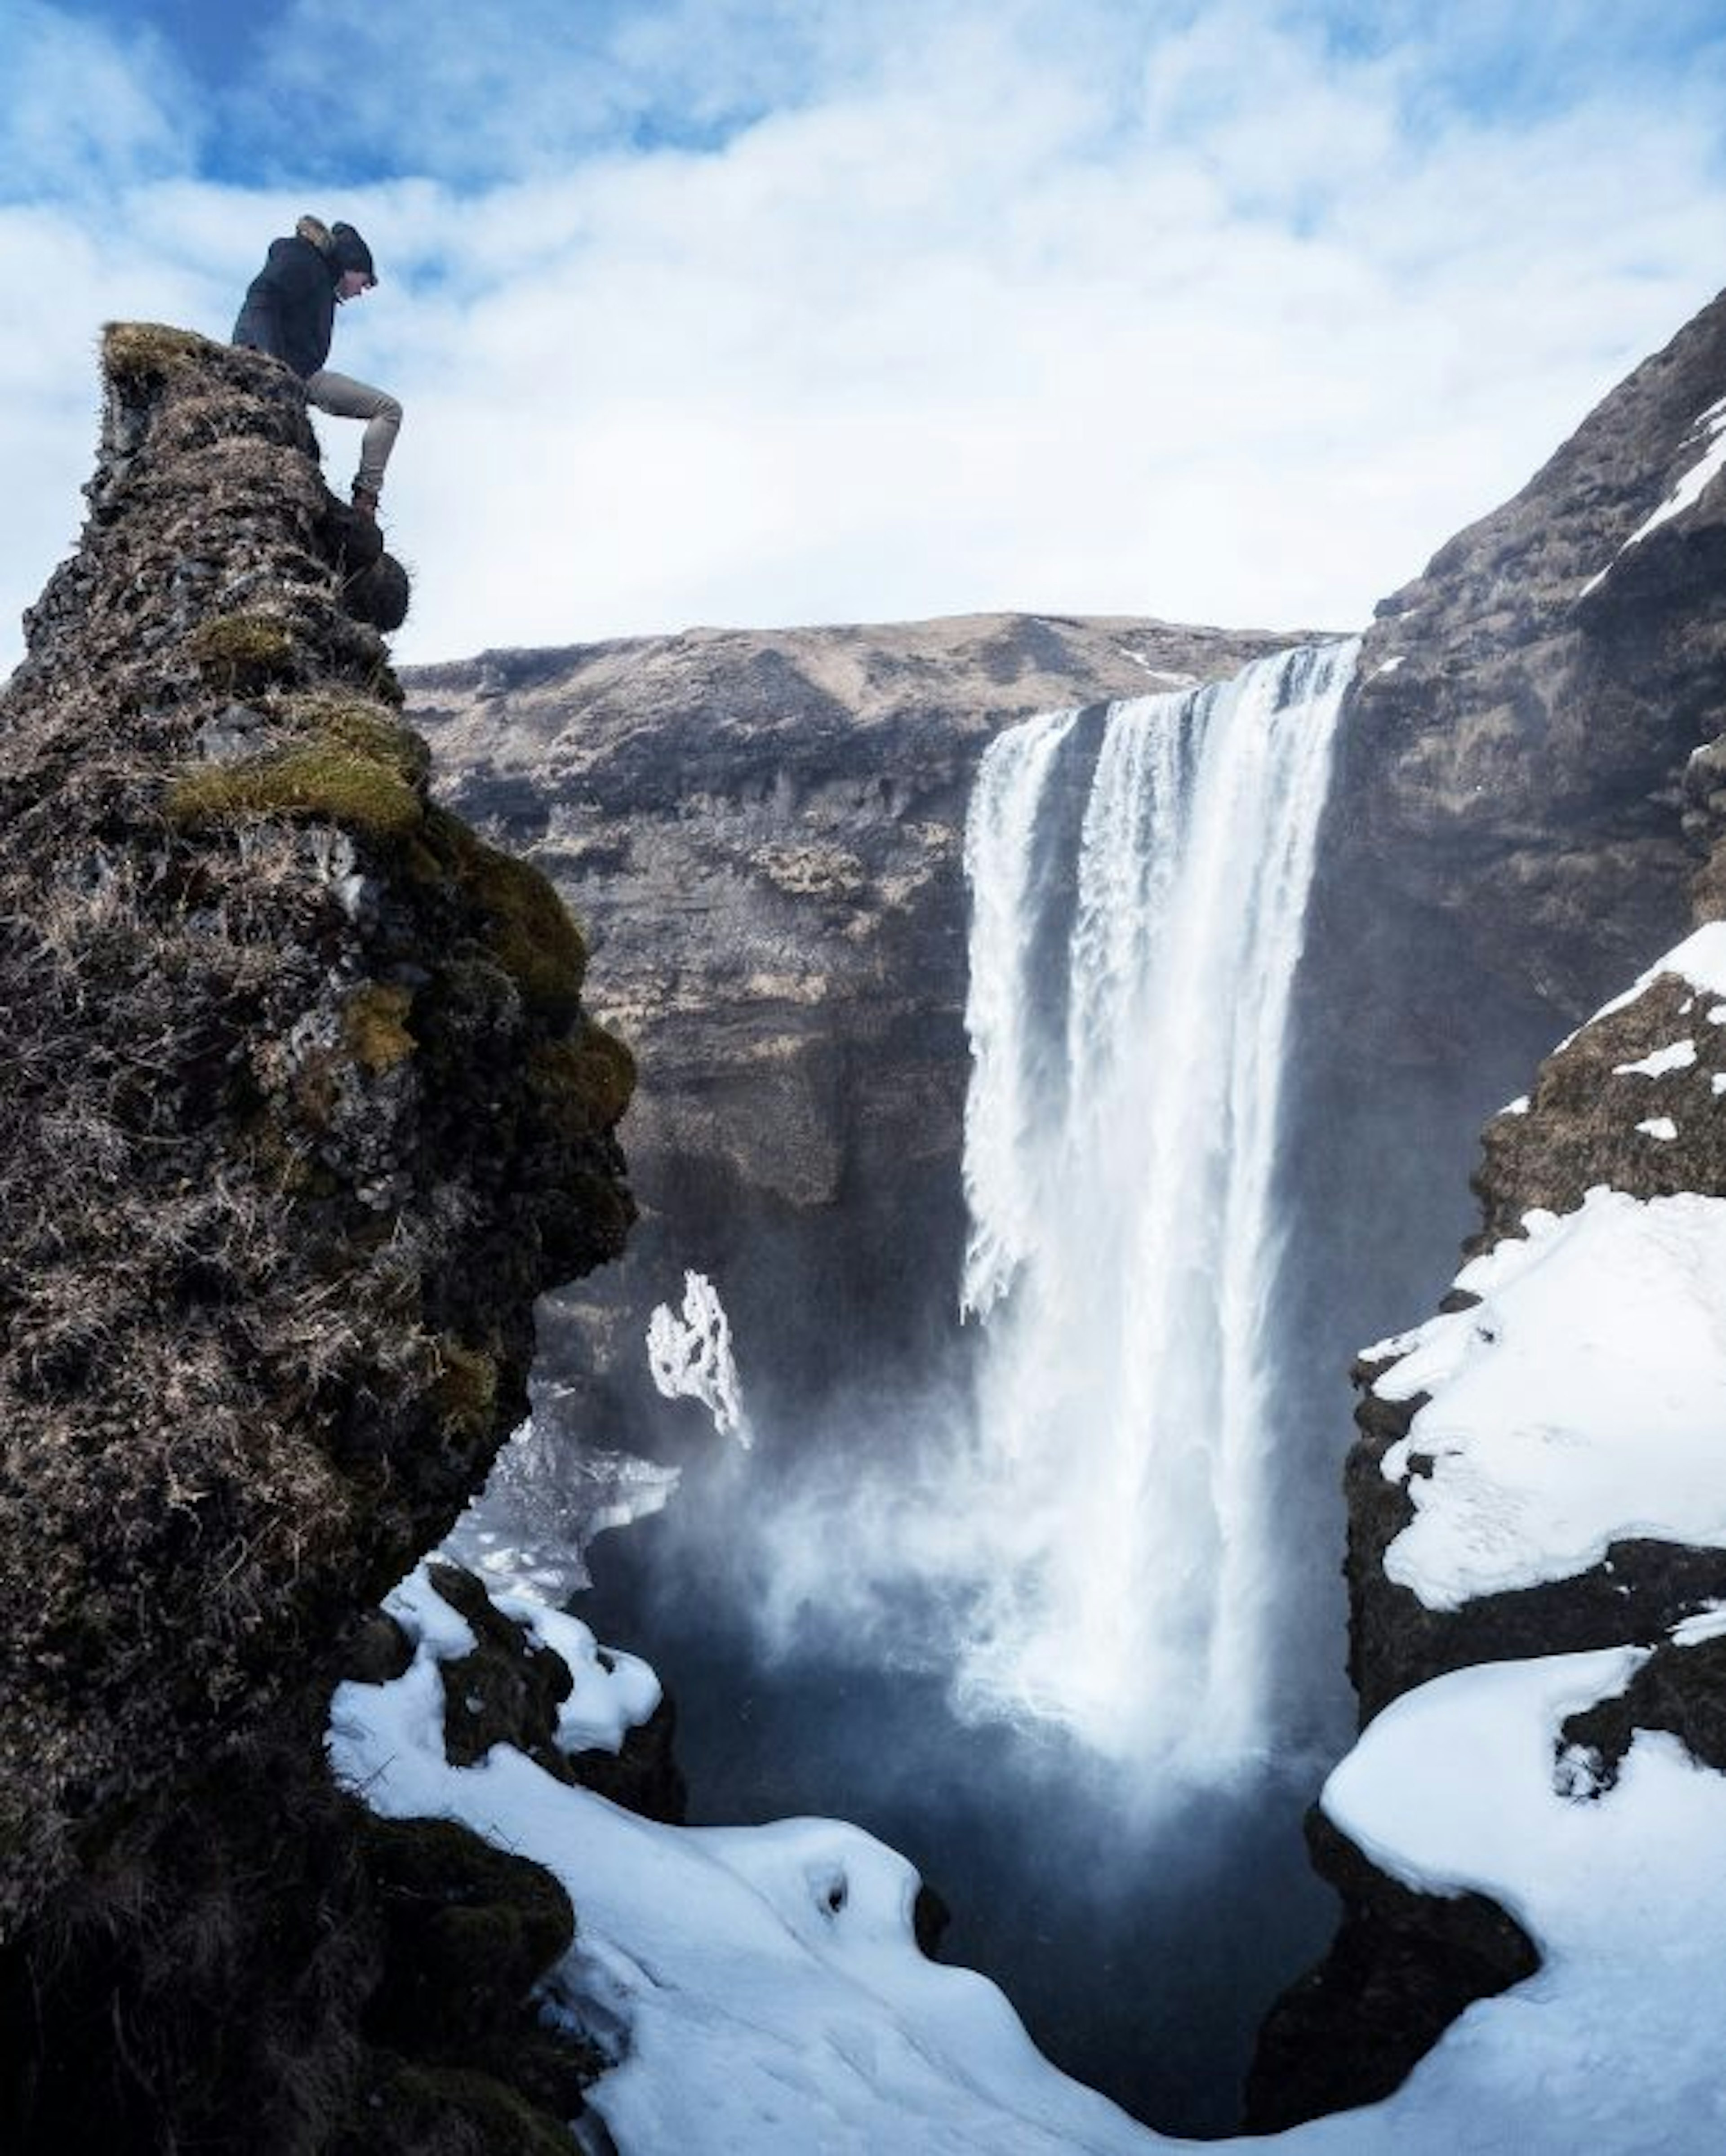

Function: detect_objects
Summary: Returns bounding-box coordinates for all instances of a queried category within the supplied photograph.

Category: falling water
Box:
[955,640,1359,1771]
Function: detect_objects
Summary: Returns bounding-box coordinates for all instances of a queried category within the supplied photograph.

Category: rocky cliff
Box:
[1327,283,1726,1018]
[405,309,1726,1470]
[385,284,1726,2142]
[1337,281,1726,1725]
[1249,285,1726,2129]
[0,329,634,2150]
[1282,285,1726,1367]
[405,613,1298,1443]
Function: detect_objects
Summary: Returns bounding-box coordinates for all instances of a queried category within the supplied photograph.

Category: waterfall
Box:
[955,639,1358,1770]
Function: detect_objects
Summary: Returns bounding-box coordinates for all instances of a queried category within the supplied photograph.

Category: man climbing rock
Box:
[232,215,401,522]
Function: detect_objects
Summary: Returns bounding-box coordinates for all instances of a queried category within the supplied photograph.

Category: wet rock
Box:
[1244,1809,1537,2133]
[427,1562,689,1822]
[1559,1632,1726,1787]
[561,1694,688,1824]
[428,1562,577,1776]
[343,1610,418,1687]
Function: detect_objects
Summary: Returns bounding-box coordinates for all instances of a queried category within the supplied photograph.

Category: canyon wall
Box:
[1250,283,1726,2127]
[407,613,1298,1444]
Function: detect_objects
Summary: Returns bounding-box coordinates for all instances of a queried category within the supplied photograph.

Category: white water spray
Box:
[955,640,1358,1770]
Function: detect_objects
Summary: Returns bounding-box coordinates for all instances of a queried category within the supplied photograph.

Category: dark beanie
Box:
[329,222,377,286]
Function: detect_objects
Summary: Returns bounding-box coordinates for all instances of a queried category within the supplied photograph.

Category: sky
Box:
[2,0,1724,670]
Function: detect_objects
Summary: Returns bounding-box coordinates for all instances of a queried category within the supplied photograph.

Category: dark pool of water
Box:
[578,1496,1341,2139]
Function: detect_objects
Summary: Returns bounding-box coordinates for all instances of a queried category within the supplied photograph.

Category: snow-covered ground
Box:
[329,1566,1726,2155]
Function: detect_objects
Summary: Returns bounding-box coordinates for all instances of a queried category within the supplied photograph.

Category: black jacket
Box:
[232,234,338,380]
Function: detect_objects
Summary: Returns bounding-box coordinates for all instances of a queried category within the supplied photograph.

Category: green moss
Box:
[423,809,588,1021]
[166,743,425,840]
[342,983,416,1074]
[529,1020,636,1136]
[279,694,431,787]
[168,684,432,841]
[433,1336,498,1441]
[102,320,207,383]
[187,608,295,672]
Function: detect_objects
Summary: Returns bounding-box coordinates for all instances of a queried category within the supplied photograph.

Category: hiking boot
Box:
[351,484,380,523]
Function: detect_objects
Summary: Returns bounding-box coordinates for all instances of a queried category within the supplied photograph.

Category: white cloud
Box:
[2,2,1725,673]
[0,2,197,195]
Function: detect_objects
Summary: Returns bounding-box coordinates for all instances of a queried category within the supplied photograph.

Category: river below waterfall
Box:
[577,1462,1342,2139]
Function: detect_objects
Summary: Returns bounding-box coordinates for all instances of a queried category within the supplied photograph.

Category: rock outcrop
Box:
[1324,282,1726,1022]
[1336,285,1726,1722]
[1252,286,1726,2128]
[1282,285,1726,1381]
[1343,938,1726,1723]
[0,328,633,2149]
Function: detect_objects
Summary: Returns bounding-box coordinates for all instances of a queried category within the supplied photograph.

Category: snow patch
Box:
[1637,1117,1678,1141]
[1114,647,1199,687]
[647,1271,753,1449]
[1672,1603,1726,1648]
[1372,1191,1726,1609]
[1612,1038,1696,1078]
[328,1587,1726,2155]
[329,1568,1173,2156]
[1563,921,1726,1047]
[1617,396,1726,552]
[1580,395,1726,595]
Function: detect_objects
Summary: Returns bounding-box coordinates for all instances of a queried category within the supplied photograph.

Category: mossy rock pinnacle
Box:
[0,326,634,2144]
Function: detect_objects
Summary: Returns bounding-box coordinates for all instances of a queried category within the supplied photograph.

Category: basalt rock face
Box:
[1243,1808,1538,2133]
[1284,285,1726,1386]
[406,614,1295,1437]
[1323,281,1726,1024]
[1254,289,1726,2130]
[0,328,632,2149]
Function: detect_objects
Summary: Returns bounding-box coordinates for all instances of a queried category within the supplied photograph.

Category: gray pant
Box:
[305,369,402,498]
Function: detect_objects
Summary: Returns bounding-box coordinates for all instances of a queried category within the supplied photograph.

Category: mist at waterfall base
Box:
[551,645,1400,2134]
